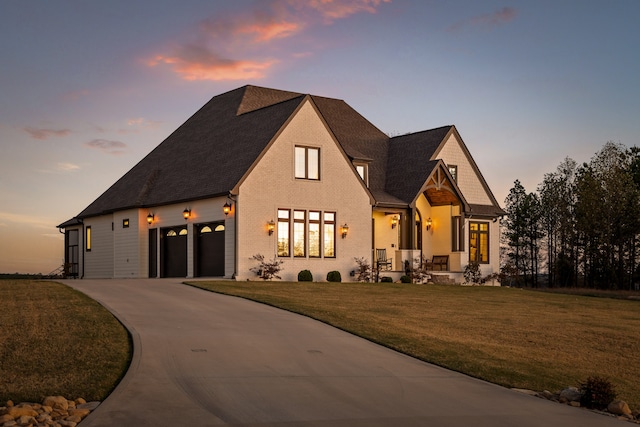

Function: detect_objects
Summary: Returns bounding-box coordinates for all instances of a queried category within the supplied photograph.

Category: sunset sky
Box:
[1,0,639,274]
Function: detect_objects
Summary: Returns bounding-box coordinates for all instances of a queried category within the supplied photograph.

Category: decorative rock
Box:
[607,400,632,416]
[6,401,14,408]
[58,420,77,427]
[74,398,86,405]
[68,408,91,419]
[7,405,38,418]
[16,414,35,426]
[0,414,14,423]
[559,387,582,403]
[43,396,69,412]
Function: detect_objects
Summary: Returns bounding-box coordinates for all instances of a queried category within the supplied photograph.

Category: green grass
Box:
[187,281,640,409]
[0,280,131,403]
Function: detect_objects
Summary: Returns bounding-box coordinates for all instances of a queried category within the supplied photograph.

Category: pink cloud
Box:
[23,126,71,140]
[146,0,391,81]
[84,139,127,156]
[297,0,391,22]
[236,20,302,42]
[448,7,517,32]
[148,44,277,81]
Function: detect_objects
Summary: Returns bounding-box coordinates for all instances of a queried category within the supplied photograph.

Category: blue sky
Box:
[1,0,639,274]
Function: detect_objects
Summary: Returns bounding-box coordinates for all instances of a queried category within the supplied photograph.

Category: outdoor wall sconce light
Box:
[146,213,154,225]
[267,220,275,235]
[341,223,349,239]
[391,215,398,229]
[183,208,191,220]
[223,201,232,216]
[426,217,432,231]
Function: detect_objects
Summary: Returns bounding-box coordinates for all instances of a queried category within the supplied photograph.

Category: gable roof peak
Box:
[236,85,304,116]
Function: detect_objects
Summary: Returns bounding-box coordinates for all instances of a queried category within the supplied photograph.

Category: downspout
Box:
[229,193,238,279]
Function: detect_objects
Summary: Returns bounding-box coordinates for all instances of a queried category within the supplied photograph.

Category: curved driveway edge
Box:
[63,279,622,427]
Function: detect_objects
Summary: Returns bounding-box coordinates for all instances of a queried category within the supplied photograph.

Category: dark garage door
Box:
[161,226,187,278]
[196,223,225,277]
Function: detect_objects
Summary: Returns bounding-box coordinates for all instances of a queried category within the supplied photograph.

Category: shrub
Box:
[298,270,313,282]
[380,276,393,283]
[579,376,617,410]
[400,275,411,283]
[353,257,372,282]
[409,255,430,284]
[326,271,342,282]
[463,261,482,284]
[250,254,284,280]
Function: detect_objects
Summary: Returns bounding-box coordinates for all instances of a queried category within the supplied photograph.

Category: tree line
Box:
[502,142,640,290]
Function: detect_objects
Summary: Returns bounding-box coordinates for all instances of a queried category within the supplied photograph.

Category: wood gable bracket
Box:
[423,163,467,208]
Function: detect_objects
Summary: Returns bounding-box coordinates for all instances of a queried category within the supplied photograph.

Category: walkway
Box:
[63,279,622,426]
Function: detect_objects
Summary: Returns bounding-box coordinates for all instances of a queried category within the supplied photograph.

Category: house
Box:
[57,85,505,282]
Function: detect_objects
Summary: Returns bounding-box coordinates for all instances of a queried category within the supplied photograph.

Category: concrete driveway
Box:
[63,279,622,427]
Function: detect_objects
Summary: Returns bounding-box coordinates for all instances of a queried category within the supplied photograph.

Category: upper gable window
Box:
[355,164,368,186]
[295,146,320,180]
[448,165,458,182]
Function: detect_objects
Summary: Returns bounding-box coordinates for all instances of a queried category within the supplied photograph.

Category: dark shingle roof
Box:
[78,86,304,218]
[72,85,502,221]
[385,126,453,203]
[310,95,390,196]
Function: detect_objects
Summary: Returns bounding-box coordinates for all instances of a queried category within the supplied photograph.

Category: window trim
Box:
[277,209,291,257]
[355,163,369,186]
[469,221,489,264]
[293,210,306,257]
[294,146,320,180]
[323,211,336,258]
[448,165,458,182]
[85,226,92,252]
[309,211,321,258]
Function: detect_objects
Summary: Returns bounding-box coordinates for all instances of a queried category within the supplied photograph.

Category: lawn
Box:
[0,280,131,403]
[187,281,640,409]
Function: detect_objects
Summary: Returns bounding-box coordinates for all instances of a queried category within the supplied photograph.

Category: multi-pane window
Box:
[277,209,290,257]
[324,212,336,258]
[293,210,306,257]
[277,209,335,258]
[469,222,489,263]
[309,211,321,257]
[295,146,320,180]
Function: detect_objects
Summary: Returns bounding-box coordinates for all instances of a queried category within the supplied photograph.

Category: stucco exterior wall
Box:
[436,134,492,205]
[237,99,372,281]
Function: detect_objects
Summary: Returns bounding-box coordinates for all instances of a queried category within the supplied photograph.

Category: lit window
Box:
[324,212,335,258]
[179,229,188,236]
[277,209,290,257]
[200,226,212,233]
[85,226,91,252]
[469,222,489,263]
[309,211,321,258]
[167,230,177,237]
[295,146,320,180]
[214,224,225,232]
[123,219,129,228]
[293,210,306,257]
